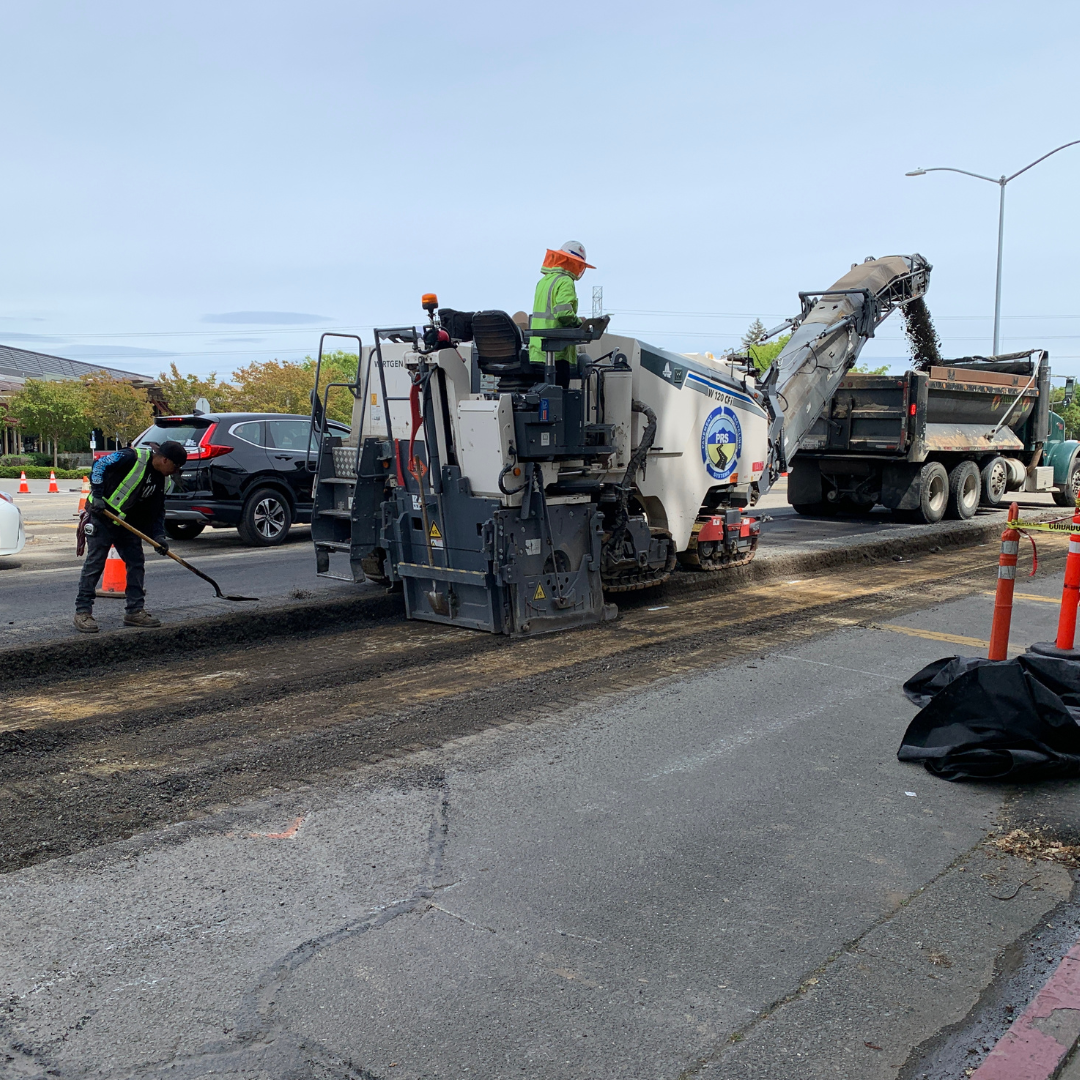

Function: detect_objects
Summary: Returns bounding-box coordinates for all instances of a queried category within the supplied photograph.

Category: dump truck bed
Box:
[799,363,1046,462]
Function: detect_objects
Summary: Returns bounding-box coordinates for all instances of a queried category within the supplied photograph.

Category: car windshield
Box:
[137,421,212,448]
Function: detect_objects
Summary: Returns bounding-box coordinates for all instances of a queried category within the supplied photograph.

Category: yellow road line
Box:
[871,623,1024,654]
[983,590,1061,605]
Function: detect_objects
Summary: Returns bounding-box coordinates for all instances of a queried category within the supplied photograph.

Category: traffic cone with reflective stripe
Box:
[95,546,127,598]
[77,476,90,512]
[17,471,29,493]
[988,503,1020,661]
[47,470,59,493]
[1030,497,1080,659]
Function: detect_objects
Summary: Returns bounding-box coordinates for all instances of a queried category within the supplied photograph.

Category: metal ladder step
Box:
[315,540,351,551]
[318,509,353,519]
[320,477,356,485]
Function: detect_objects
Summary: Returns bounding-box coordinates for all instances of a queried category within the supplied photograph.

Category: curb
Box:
[0,510,1056,686]
[972,941,1080,1079]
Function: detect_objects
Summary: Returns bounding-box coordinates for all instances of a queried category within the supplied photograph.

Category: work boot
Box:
[73,612,99,634]
[123,610,162,628]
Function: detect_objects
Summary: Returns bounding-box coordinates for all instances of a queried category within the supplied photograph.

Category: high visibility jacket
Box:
[86,447,166,538]
[529,268,580,366]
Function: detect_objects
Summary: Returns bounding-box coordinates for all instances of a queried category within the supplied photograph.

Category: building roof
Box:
[0,344,151,384]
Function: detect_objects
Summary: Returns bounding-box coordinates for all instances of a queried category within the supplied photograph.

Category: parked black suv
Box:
[134,412,350,546]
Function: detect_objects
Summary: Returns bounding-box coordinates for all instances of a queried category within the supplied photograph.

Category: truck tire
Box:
[164,521,205,541]
[1054,458,1080,507]
[947,461,981,520]
[980,457,1009,507]
[237,487,292,546]
[915,461,949,524]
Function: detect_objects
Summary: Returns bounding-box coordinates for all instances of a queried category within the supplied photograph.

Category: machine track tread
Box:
[678,533,759,572]
[601,528,677,593]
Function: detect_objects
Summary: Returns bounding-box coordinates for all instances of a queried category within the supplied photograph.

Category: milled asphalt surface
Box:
[4,551,1080,1078]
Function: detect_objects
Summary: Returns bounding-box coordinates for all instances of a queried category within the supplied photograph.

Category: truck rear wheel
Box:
[947,461,981,520]
[1053,459,1080,507]
[980,457,1008,507]
[915,461,949,524]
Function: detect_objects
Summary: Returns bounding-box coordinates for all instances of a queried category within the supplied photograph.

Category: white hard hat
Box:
[560,240,595,268]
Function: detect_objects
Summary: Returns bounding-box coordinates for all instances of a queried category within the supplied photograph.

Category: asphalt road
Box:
[0,476,1064,648]
[0,478,362,647]
[3,534,1080,1078]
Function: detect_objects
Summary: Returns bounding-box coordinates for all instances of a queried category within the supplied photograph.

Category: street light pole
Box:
[993,177,1005,355]
[906,139,1080,356]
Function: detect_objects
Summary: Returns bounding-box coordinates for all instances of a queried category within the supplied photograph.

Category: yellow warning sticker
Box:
[429,522,442,539]
[370,392,378,405]
[533,582,546,601]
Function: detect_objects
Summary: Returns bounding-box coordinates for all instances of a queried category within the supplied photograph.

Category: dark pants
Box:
[75,516,146,615]
[531,359,572,389]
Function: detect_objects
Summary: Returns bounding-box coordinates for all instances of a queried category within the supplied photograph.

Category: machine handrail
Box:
[309,333,363,483]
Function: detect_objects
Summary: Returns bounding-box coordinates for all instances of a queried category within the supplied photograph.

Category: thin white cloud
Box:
[202,312,331,325]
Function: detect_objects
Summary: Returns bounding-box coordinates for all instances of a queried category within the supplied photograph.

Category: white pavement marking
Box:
[773,654,904,681]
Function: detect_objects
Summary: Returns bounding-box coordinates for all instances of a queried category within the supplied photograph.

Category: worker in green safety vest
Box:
[74,440,188,633]
[529,240,595,388]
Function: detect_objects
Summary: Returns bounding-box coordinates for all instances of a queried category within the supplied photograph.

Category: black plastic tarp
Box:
[897,654,1080,782]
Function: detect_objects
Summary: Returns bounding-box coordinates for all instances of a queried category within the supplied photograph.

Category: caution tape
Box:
[1006,518,1079,534]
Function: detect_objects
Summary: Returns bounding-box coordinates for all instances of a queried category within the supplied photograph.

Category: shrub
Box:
[0,466,86,479]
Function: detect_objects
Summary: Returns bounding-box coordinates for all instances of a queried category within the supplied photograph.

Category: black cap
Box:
[156,440,188,467]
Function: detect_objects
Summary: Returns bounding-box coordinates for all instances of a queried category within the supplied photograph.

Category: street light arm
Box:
[910,166,999,184]
[1006,139,1080,183]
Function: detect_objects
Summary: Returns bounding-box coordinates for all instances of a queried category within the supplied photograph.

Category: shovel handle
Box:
[99,509,226,597]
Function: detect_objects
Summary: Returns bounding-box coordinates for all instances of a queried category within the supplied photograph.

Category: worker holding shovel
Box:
[73,442,187,633]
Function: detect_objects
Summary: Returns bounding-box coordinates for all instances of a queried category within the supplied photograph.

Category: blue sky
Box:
[1,0,1078,380]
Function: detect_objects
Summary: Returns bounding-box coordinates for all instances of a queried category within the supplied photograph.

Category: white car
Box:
[0,489,26,556]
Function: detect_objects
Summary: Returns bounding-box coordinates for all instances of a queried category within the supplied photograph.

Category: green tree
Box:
[231,358,316,417]
[747,334,791,375]
[1051,386,1080,440]
[302,351,359,425]
[84,373,155,447]
[9,378,90,466]
[157,362,235,414]
[741,318,768,349]
[852,363,890,375]
[230,353,359,425]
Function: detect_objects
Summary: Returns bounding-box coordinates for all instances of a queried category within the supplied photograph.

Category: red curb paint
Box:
[972,944,1080,1079]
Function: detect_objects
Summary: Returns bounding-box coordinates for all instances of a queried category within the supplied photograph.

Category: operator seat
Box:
[472,310,537,390]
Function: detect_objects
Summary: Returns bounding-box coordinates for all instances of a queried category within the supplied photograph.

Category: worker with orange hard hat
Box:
[528,240,594,387]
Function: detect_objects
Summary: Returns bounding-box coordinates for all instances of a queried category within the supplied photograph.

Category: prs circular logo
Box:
[701,405,742,481]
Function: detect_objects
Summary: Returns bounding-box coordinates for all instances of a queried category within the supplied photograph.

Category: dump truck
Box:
[309,254,934,635]
[788,350,1080,522]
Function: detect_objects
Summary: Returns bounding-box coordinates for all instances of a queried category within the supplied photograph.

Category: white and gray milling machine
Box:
[309,254,933,635]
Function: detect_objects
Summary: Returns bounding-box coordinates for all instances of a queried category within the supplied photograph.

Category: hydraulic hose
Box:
[498,460,528,496]
[606,399,657,556]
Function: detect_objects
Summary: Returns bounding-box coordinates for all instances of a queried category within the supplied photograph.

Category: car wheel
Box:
[917,461,949,524]
[980,457,1009,507]
[238,488,292,546]
[164,521,205,541]
[1053,458,1080,507]
[946,461,981,520]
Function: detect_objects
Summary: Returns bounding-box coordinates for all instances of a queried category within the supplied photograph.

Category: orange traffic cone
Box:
[47,470,60,493]
[77,476,90,512]
[96,546,127,598]
[17,471,30,493]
